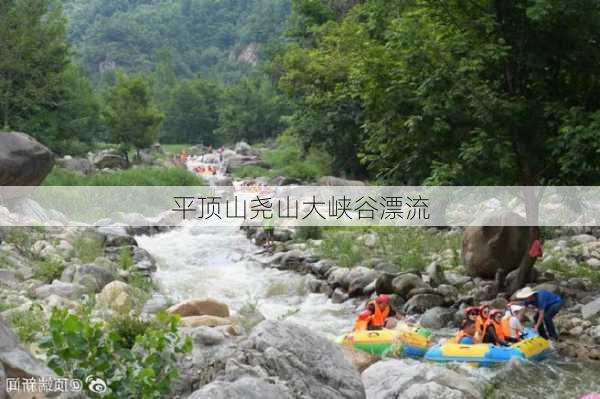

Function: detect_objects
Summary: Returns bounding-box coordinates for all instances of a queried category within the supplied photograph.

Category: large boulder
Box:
[190,320,365,399]
[403,294,444,314]
[0,315,56,384]
[582,297,600,320]
[347,267,380,297]
[419,306,455,329]
[362,359,481,399]
[96,281,135,314]
[462,211,530,278]
[92,149,128,169]
[180,315,232,328]
[391,274,427,299]
[167,298,230,318]
[0,132,54,187]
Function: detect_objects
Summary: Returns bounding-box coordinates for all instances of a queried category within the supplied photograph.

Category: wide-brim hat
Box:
[514,287,537,299]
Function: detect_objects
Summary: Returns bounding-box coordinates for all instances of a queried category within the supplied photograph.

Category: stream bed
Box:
[138,223,600,399]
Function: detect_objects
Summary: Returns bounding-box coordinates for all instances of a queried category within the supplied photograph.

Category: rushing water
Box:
[137,223,600,398]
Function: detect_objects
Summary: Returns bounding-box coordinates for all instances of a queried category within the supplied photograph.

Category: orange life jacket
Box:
[368,301,390,328]
[475,316,487,335]
[501,316,521,339]
[484,319,506,343]
[353,318,370,331]
[451,330,472,344]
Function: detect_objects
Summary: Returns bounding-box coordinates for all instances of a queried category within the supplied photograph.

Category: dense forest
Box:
[2,0,600,184]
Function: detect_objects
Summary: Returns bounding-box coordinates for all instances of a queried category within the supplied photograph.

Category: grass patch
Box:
[71,236,104,263]
[43,166,204,186]
[540,258,600,284]
[33,259,65,283]
[232,165,275,179]
[316,227,462,271]
[5,229,34,256]
[119,246,134,270]
[9,304,46,343]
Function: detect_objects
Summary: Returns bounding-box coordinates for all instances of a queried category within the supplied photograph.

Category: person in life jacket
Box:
[353,310,373,331]
[501,304,525,343]
[366,294,397,330]
[463,306,482,343]
[483,309,509,346]
[452,319,477,344]
[475,304,490,343]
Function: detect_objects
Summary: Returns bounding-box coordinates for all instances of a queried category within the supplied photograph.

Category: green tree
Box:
[161,78,221,144]
[102,73,164,160]
[217,76,287,143]
[0,0,69,130]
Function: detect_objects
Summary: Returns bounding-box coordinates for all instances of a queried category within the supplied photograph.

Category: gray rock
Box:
[571,234,597,244]
[0,361,5,399]
[142,294,171,315]
[189,376,294,399]
[61,264,116,292]
[332,288,349,304]
[34,280,87,300]
[328,267,350,289]
[279,250,306,272]
[191,326,226,346]
[0,315,56,382]
[57,156,94,175]
[426,262,445,287]
[391,274,427,299]
[273,228,294,242]
[347,267,380,297]
[419,307,455,329]
[106,246,156,273]
[436,284,459,305]
[375,273,399,294]
[92,149,128,169]
[445,272,472,287]
[236,321,365,399]
[234,141,252,155]
[362,359,481,399]
[0,132,54,188]
[403,294,444,314]
[309,259,336,277]
[267,176,302,186]
[318,176,365,186]
[362,280,377,296]
[582,297,600,320]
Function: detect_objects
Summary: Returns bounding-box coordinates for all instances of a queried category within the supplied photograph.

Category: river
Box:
[137,223,600,399]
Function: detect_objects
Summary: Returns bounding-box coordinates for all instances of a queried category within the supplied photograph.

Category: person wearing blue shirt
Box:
[452,319,476,344]
[515,287,562,340]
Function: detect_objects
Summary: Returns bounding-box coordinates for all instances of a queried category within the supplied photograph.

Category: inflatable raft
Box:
[338,326,431,358]
[424,334,552,366]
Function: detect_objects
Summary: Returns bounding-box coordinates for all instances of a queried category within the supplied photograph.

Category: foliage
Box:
[5,228,34,257]
[8,304,46,343]
[161,78,221,144]
[62,0,291,83]
[232,165,276,179]
[102,73,164,157]
[34,259,66,283]
[119,247,134,271]
[277,0,600,185]
[71,236,104,263]
[316,227,462,270]
[41,308,192,399]
[216,76,289,143]
[43,166,204,186]
[295,226,322,240]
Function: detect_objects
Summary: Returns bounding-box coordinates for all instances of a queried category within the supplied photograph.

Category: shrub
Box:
[232,165,275,179]
[9,304,46,343]
[41,308,192,399]
[71,236,104,263]
[34,259,66,283]
[119,247,134,270]
[43,166,204,186]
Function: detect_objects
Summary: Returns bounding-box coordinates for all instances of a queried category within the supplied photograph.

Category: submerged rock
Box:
[362,359,481,399]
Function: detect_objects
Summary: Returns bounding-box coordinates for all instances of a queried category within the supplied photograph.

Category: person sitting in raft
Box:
[515,287,562,341]
[483,309,509,346]
[502,304,525,343]
[452,319,477,344]
[366,294,397,330]
[475,304,490,343]
[464,306,482,343]
[353,310,372,331]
